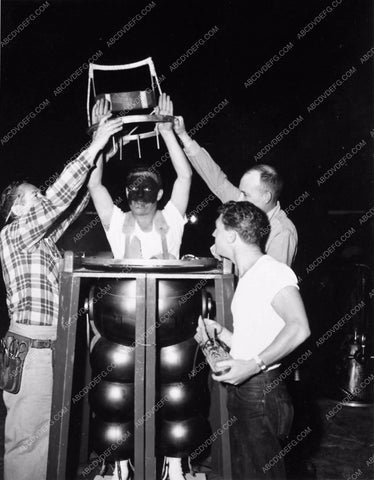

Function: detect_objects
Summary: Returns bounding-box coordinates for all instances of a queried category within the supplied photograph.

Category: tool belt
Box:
[0,331,55,394]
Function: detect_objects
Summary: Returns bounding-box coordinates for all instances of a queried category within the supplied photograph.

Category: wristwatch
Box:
[253,354,268,372]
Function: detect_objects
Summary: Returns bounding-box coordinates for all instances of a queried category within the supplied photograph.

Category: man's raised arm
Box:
[5,114,123,249]
[88,156,114,231]
[157,94,192,217]
[175,118,240,203]
[87,100,120,230]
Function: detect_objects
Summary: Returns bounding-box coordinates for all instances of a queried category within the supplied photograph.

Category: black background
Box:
[0,0,373,267]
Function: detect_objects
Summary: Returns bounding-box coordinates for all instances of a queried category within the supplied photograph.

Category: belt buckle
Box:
[32,339,54,349]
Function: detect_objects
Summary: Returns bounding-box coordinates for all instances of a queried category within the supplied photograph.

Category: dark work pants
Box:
[227,368,294,480]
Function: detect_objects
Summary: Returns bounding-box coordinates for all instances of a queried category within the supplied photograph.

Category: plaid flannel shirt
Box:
[0,152,91,327]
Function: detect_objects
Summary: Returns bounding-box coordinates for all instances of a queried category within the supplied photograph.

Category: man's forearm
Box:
[258,322,310,369]
[46,150,93,208]
[179,137,240,203]
[178,131,195,150]
[46,135,105,207]
[88,155,104,190]
[161,130,192,179]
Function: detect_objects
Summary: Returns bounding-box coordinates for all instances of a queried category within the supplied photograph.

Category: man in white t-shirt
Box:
[196,201,310,480]
[88,94,192,261]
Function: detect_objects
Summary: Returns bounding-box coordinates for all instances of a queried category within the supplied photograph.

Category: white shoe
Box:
[112,459,132,480]
[162,457,186,480]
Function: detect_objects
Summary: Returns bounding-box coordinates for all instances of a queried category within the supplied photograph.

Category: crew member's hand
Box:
[194,316,223,345]
[172,113,193,148]
[90,113,123,153]
[156,93,173,133]
[212,358,259,385]
[92,98,126,159]
[173,116,187,136]
[92,98,111,125]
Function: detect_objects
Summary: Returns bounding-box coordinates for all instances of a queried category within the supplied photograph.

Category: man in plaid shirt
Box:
[0,115,123,480]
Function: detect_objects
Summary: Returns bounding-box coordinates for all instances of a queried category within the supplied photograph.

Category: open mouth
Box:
[132,201,149,208]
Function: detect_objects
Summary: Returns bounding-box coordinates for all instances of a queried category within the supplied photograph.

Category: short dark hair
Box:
[125,166,162,190]
[218,201,270,249]
[247,164,283,202]
[0,181,22,227]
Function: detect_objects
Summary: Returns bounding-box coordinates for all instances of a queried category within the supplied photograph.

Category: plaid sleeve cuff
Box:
[74,150,92,170]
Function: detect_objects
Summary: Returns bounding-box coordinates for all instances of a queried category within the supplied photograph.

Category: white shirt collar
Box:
[267,201,281,221]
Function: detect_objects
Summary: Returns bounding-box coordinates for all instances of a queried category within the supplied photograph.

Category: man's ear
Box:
[157,189,164,202]
[226,229,237,244]
[264,190,273,205]
[125,188,129,198]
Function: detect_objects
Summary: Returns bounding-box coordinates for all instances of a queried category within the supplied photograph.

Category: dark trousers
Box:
[227,368,293,480]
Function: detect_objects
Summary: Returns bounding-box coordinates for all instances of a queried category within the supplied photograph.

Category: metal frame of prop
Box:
[46,252,235,480]
[87,57,174,157]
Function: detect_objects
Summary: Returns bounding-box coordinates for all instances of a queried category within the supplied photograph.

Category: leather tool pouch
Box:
[0,332,31,394]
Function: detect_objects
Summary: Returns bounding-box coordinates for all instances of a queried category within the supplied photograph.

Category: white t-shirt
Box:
[230,255,299,365]
[106,200,186,259]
